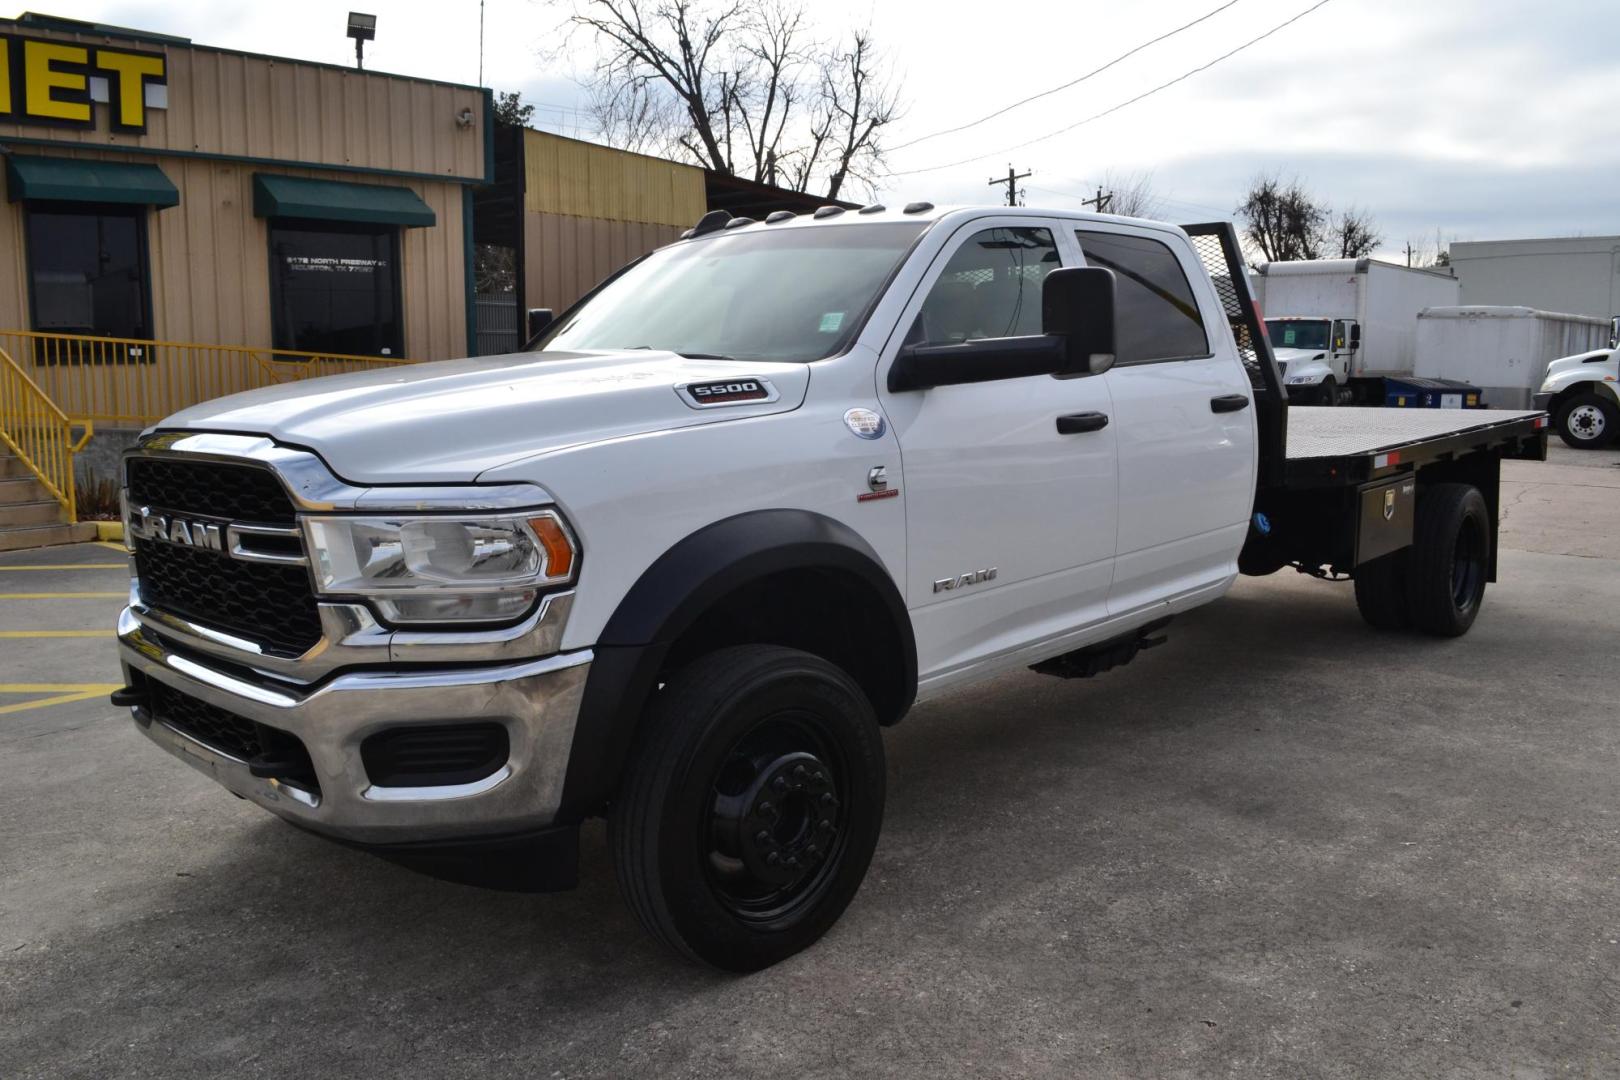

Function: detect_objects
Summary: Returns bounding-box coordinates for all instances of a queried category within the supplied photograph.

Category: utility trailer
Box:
[1184,225,1549,631]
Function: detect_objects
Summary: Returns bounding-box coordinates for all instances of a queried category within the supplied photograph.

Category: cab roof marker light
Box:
[903,201,934,214]
[765,210,795,224]
[724,216,757,229]
[688,209,731,238]
[812,206,845,219]
[858,204,885,214]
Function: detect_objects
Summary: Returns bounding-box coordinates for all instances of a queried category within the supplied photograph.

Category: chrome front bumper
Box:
[118,608,591,844]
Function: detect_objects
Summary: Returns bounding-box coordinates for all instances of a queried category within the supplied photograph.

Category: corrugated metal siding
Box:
[523,129,704,227]
[0,148,468,363]
[523,211,684,316]
[0,23,485,180]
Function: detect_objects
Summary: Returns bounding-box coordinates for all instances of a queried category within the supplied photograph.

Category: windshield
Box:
[534,222,929,363]
[1266,319,1330,351]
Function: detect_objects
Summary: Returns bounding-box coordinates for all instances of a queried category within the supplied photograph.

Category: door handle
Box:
[1210,394,1251,413]
[1056,412,1110,434]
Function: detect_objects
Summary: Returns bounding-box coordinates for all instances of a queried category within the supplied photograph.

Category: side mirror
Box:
[1041,267,1117,376]
[527,308,555,339]
[1349,324,1362,350]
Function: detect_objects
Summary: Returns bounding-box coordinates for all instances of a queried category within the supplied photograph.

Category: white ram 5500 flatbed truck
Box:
[113,208,1547,970]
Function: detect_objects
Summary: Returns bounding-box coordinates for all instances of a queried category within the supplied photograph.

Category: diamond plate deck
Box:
[1284,408,1544,460]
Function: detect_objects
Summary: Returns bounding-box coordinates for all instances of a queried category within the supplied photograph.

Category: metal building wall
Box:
[1450,237,1620,320]
[0,150,467,361]
[0,18,488,181]
[521,129,704,315]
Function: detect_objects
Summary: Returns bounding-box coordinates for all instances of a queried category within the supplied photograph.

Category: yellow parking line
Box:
[0,592,126,599]
[0,564,126,571]
[95,542,128,553]
[0,630,116,638]
[0,683,122,716]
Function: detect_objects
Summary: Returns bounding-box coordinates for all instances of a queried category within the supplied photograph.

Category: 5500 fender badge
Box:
[675,377,778,408]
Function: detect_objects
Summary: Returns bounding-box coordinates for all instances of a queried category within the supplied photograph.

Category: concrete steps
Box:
[0,452,95,551]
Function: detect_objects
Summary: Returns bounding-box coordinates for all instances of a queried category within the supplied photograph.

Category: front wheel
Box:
[610,645,885,971]
[1316,378,1339,407]
[1555,391,1618,449]
[1406,483,1491,637]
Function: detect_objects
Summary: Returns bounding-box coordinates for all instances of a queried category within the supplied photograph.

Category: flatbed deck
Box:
[1280,407,1548,488]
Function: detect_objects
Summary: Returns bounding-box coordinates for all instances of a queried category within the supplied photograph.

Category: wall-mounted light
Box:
[347,12,377,71]
[456,108,476,129]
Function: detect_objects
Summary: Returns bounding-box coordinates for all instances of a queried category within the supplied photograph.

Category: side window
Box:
[1332,320,1349,350]
[909,227,1059,346]
[1074,230,1209,364]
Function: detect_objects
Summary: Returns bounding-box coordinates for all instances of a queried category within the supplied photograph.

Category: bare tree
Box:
[1237,173,1326,262]
[1099,169,1162,219]
[1329,206,1381,259]
[557,0,900,198]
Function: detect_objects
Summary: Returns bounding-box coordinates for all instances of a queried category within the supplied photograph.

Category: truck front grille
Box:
[127,457,323,657]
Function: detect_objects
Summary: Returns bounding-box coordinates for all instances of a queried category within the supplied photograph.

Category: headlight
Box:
[303,510,577,624]
[1539,378,1556,393]
[1289,375,1314,385]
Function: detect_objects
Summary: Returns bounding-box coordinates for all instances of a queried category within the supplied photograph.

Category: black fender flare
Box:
[555,509,916,821]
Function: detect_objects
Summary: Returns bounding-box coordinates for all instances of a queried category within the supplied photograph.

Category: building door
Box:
[268,220,403,357]
[24,202,152,344]
[877,220,1119,687]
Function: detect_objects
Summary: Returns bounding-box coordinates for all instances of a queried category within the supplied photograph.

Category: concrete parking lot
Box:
[2,444,1617,1079]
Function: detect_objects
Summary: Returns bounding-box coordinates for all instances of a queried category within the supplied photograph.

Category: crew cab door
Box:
[878,219,1118,686]
[1073,226,1256,616]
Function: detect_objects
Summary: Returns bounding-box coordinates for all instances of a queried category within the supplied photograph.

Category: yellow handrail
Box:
[0,330,414,426]
[0,345,91,522]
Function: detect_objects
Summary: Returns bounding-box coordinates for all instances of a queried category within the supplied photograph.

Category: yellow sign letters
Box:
[0,33,168,133]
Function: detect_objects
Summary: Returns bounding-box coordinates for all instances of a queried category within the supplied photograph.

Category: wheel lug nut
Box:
[759,800,774,817]
[773,776,787,792]
[820,793,836,806]
[793,764,807,778]
[755,830,770,844]
[766,852,781,866]
[785,856,799,868]
[818,820,834,832]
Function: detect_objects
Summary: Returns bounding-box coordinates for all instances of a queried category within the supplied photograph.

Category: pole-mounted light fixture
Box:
[346,12,377,71]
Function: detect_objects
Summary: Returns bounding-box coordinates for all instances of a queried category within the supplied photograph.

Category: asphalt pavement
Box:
[2,444,1617,1079]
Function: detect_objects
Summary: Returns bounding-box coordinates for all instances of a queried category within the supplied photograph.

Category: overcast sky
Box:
[39,0,1620,260]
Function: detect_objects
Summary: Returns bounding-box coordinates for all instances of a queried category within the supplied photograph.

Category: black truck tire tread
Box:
[1405,483,1490,637]
[1354,551,1410,630]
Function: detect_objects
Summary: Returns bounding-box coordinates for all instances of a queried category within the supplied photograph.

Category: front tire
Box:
[1317,377,1339,407]
[1555,391,1618,449]
[610,645,885,971]
[1405,484,1490,637]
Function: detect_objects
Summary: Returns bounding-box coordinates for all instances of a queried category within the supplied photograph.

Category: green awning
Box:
[4,155,178,208]
[252,174,436,228]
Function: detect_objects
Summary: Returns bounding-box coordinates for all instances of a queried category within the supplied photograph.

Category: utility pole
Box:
[988,164,1031,208]
[1081,186,1113,214]
[1406,241,1414,268]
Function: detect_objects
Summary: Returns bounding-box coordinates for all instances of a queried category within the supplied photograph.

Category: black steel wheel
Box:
[1405,483,1490,637]
[611,645,884,971]
[1555,391,1618,449]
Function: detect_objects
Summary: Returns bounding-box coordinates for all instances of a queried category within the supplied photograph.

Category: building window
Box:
[1075,230,1209,364]
[25,202,152,343]
[268,220,402,357]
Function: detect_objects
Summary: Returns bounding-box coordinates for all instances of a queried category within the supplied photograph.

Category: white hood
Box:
[159,350,810,482]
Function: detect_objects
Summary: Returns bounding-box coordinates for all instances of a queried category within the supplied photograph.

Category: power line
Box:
[889,0,1246,153]
[888,0,1339,178]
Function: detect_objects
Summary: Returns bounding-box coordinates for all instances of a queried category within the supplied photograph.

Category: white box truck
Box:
[1416,306,1613,410]
[1254,259,1460,405]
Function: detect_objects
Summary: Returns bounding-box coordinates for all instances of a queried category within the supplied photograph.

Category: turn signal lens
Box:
[529,514,575,579]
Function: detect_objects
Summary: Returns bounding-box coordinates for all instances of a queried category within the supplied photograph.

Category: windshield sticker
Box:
[1282,328,1297,345]
[819,312,845,333]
